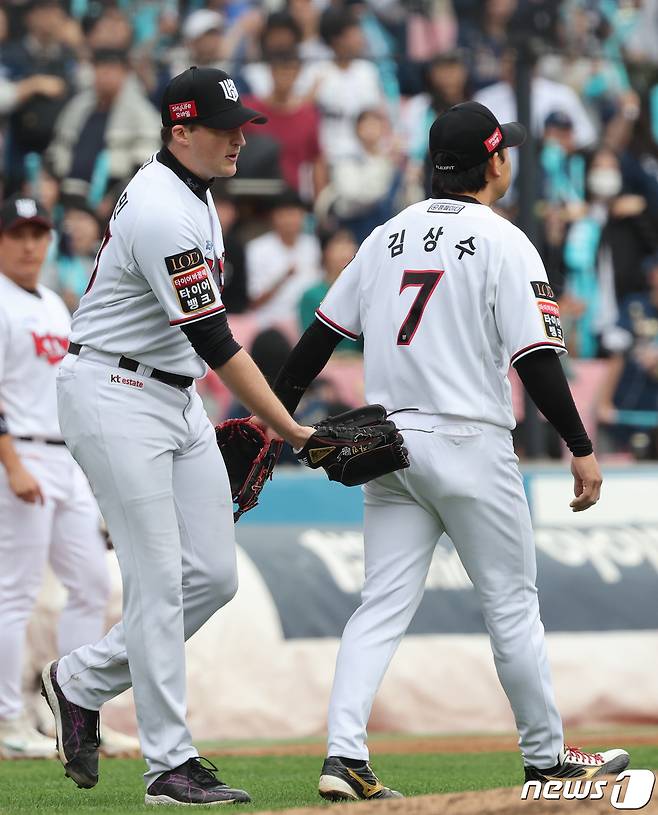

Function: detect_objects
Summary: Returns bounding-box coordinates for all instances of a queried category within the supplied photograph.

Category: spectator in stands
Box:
[210,181,248,314]
[241,11,307,98]
[301,7,385,165]
[47,48,160,214]
[474,47,598,150]
[598,253,658,458]
[287,0,332,64]
[402,50,469,198]
[315,108,401,243]
[540,111,585,206]
[563,147,657,357]
[246,187,321,328]
[85,6,133,53]
[55,197,100,313]
[298,227,357,340]
[2,0,77,195]
[458,0,517,91]
[243,48,326,202]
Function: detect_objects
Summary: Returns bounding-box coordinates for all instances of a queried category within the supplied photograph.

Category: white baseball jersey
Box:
[0,274,70,438]
[70,155,226,379]
[316,197,566,429]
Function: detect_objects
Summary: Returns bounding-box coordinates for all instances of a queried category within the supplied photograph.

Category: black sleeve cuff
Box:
[180,311,241,369]
[273,318,343,414]
[514,349,593,457]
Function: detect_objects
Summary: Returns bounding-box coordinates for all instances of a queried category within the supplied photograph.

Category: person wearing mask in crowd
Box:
[241,11,309,98]
[243,47,326,202]
[300,7,385,166]
[598,253,658,458]
[563,147,657,357]
[286,0,332,64]
[315,108,401,243]
[246,188,321,327]
[2,0,76,195]
[47,49,160,214]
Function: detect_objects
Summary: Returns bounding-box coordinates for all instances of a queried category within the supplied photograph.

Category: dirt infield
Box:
[254,784,658,815]
[210,730,658,757]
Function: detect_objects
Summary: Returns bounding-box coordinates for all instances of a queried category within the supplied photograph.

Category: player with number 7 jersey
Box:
[273,101,628,800]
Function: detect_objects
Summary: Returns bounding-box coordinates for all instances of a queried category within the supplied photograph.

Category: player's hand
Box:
[569,454,602,512]
[8,464,44,504]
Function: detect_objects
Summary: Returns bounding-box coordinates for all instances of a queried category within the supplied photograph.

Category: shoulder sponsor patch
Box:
[427,202,465,214]
[537,300,563,342]
[171,267,217,314]
[165,248,205,276]
[531,280,557,302]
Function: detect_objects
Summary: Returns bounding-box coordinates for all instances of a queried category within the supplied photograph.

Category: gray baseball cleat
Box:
[319,756,403,801]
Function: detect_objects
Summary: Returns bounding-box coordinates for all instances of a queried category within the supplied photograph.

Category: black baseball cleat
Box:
[40,660,100,789]
[318,756,403,801]
[524,744,630,783]
[145,757,251,806]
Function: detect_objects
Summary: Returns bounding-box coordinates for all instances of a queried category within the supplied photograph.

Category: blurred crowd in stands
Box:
[4,0,658,458]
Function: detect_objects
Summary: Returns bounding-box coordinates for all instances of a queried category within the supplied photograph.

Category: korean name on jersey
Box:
[316,198,566,430]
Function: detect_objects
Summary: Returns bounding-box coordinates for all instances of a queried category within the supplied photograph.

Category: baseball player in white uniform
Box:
[0,196,110,759]
[274,102,630,799]
[40,67,314,806]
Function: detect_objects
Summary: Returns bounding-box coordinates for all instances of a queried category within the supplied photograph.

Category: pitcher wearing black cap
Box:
[40,68,315,806]
[272,100,629,799]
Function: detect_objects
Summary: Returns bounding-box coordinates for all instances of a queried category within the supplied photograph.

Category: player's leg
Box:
[50,363,197,783]
[436,423,563,769]
[326,471,443,765]
[48,461,110,656]
[0,452,57,756]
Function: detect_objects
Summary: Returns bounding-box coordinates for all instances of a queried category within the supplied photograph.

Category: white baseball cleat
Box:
[0,715,56,759]
[524,744,630,782]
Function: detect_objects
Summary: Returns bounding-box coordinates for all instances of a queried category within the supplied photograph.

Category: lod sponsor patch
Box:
[171,267,216,314]
[531,280,557,302]
[427,202,465,214]
[165,248,204,276]
[537,300,563,341]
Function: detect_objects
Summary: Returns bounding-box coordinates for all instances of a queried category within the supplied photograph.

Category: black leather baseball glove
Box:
[215,419,283,521]
[295,404,409,486]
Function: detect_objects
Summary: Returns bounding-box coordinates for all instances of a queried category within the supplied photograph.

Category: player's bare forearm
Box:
[215,349,313,448]
[0,433,22,476]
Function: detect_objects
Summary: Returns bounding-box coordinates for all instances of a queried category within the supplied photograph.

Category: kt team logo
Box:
[522,769,655,809]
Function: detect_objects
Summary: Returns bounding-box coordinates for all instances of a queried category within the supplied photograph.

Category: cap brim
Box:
[3,216,53,232]
[200,105,268,130]
[501,121,526,148]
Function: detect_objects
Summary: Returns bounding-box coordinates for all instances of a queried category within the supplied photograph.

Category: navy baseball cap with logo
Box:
[0,195,52,233]
[161,66,267,130]
[429,101,526,172]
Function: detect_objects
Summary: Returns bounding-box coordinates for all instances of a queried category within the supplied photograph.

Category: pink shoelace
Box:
[565,745,604,765]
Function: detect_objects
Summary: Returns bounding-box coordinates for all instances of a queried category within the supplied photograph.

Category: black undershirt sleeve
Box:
[514,349,593,456]
[273,318,343,413]
[180,310,241,369]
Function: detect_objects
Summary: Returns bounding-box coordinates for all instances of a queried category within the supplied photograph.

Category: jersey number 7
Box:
[397,270,444,345]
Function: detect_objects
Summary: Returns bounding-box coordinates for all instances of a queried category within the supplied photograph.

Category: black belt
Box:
[16,436,66,446]
[68,342,193,389]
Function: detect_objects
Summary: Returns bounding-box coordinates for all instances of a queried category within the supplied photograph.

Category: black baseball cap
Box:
[429,101,526,172]
[161,66,267,130]
[0,195,52,233]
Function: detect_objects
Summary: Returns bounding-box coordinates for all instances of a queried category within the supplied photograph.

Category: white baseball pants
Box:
[55,351,237,785]
[0,441,109,720]
[327,414,564,769]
